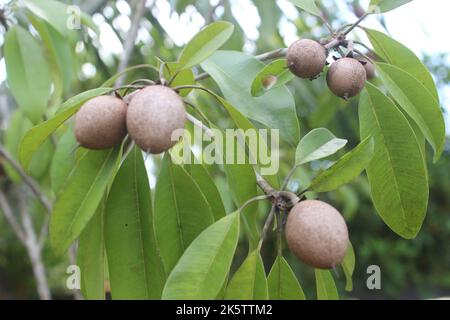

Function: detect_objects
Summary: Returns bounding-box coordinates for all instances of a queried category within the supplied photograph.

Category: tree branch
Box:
[17,189,51,300]
[0,145,52,213]
[0,189,26,244]
[115,0,147,86]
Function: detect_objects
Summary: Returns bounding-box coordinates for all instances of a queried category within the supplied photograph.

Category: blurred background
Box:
[0,0,449,299]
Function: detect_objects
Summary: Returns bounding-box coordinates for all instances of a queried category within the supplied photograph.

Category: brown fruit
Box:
[355,54,376,79]
[287,39,327,79]
[285,200,349,269]
[327,57,367,99]
[126,85,186,154]
[75,95,127,150]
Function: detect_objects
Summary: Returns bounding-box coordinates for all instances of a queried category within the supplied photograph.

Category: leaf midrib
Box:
[366,92,408,226]
[62,149,113,248]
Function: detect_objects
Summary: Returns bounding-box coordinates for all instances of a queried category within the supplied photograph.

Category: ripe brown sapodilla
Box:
[287,39,327,80]
[127,85,186,154]
[355,54,376,79]
[327,57,367,99]
[285,200,349,269]
[75,95,127,150]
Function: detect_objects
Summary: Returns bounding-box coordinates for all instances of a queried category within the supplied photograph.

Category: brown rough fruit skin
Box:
[126,85,186,154]
[355,55,376,79]
[75,95,127,150]
[287,39,327,79]
[285,200,349,269]
[327,57,367,99]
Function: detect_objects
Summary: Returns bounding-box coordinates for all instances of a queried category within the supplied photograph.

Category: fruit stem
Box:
[343,12,370,36]
[258,205,276,252]
[276,209,283,256]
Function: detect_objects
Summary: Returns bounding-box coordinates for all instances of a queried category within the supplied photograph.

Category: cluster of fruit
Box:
[287,38,375,99]
[75,85,186,152]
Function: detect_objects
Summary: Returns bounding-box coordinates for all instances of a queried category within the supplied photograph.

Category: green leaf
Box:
[251,59,294,97]
[50,147,120,256]
[105,147,166,299]
[4,110,53,182]
[29,15,73,97]
[77,199,105,300]
[19,88,111,169]
[222,160,259,250]
[376,63,445,162]
[23,0,72,36]
[341,242,355,292]
[267,256,305,300]
[309,136,375,192]
[4,26,51,123]
[224,250,268,300]
[178,21,234,70]
[162,212,240,300]
[154,154,215,274]
[50,129,77,192]
[209,94,279,188]
[188,162,226,221]
[364,28,439,101]
[368,0,413,13]
[287,0,321,16]
[101,64,157,87]
[315,269,339,300]
[359,83,428,239]
[295,128,347,166]
[162,62,194,97]
[201,51,300,147]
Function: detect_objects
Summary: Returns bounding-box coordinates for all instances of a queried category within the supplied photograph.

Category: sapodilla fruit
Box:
[355,54,376,79]
[287,39,327,79]
[74,95,127,150]
[327,57,367,99]
[126,85,186,154]
[285,200,349,269]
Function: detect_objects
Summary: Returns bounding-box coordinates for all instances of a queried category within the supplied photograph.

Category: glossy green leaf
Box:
[359,83,428,239]
[188,163,226,220]
[19,88,111,169]
[295,128,347,166]
[77,199,105,300]
[178,21,234,70]
[251,59,294,97]
[162,212,240,300]
[154,154,215,274]
[287,0,321,16]
[315,269,339,300]
[341,242,355,292]
[4,26,51,123]
[50,129,77,192]
[364,28,439,101]
[224,250,268,300]
[50,147,120,256]
[201,51,300,147]
[309,136,375,192]
[368,0,413,13]
[376,63,445,161]
[268,256,305,300]
[105,147,166,299]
